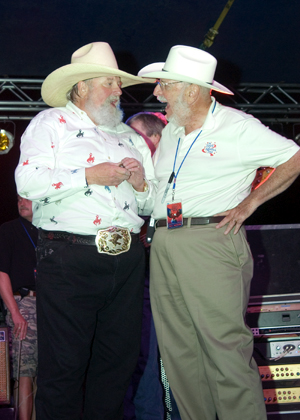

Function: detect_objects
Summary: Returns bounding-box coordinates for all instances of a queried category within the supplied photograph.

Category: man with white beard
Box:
[138,45,300,420]
[15,42,157,420]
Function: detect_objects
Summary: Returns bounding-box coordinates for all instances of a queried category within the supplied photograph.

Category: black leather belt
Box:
[39,229,140,245]
[156,216,224,228]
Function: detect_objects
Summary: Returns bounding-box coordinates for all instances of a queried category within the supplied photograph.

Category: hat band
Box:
[160,69,213,86]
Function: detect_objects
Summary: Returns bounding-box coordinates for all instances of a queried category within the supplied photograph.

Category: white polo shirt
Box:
[152,97,299,219]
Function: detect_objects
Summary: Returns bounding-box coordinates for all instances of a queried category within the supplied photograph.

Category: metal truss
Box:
[1,79,300,139]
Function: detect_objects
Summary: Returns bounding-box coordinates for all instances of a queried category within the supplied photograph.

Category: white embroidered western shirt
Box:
[15,102,157,235]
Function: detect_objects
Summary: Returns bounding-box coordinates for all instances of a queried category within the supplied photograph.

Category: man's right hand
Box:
[85,162,131,186]
[12,311,28,340]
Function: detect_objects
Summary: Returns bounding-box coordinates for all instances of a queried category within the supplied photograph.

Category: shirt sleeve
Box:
[238,117,300,169]
[0,224,12,275]
[15,110,86,202]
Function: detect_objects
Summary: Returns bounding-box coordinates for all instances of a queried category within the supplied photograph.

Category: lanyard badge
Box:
[162,131,202,229]
[167,200,183,229]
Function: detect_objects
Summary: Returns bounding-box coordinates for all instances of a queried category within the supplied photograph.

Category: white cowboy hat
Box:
[138,45,233,95]
[42,42,152,107]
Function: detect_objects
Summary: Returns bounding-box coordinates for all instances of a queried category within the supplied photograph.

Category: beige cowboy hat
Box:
[42,42,153,107]
[138,45,233,95]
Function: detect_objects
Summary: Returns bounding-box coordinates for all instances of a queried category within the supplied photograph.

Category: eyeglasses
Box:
[155,79,182,89]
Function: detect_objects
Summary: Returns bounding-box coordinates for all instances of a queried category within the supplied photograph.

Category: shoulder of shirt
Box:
[0,218,20,233]
[213,100,257,123]
[30,106,71,124]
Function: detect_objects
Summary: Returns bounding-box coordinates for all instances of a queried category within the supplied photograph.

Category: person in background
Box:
[126,112,167,161]
[138,45,300,420]
[15,42,156,420]
[0,195,38,420]
[124,112,166,420]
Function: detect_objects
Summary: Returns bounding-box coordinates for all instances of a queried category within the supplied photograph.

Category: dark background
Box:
[0,0,300,225]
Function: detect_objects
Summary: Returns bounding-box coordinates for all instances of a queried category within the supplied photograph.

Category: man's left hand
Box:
[214,196,259,235]
[121,158,145,192]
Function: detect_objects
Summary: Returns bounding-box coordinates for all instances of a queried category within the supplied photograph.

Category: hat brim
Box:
[42,63,155,107]
[138,62,233,95]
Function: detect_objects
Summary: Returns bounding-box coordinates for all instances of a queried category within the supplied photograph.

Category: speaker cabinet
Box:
[0,327,10,405]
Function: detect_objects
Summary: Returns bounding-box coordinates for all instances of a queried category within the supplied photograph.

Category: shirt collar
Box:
[65,101,127,134]
[171,96,217,137]
[66,101,95,125]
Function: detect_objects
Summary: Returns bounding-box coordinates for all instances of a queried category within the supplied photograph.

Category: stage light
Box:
[0,129,14,155]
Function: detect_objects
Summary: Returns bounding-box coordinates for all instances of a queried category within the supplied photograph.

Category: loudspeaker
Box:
[246,224,300,298]
[0,326,10,405]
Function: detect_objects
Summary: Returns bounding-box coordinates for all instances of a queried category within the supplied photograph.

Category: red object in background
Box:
[252,167,275,191]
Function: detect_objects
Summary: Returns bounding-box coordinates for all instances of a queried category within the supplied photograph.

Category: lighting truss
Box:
[0,78,300,130]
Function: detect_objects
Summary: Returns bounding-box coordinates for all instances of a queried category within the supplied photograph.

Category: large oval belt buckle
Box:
[95,226,131,255]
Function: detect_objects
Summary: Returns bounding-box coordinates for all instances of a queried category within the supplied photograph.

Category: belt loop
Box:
[187,217,192,228]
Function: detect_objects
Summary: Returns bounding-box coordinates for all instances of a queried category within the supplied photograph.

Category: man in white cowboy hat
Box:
[138,45,300,420]
[15,41,157,420]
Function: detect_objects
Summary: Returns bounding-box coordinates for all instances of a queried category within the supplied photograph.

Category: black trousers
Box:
[35,236,145,420]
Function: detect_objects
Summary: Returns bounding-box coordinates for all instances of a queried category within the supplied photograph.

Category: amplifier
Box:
[258,364,300,381]
[246,224,300,298]
[246,309,300,337]
[0,327,10,405]
[254,336,300,361]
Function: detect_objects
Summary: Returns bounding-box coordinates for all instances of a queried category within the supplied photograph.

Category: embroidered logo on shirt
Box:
[76,130,84,138]
[23,159,29,166]
[50,216,58,224]
[59,115,66,124]
[93,215,102,226]
[105,186,111,193]
[87,153,95,164]
[202,142,216,156]
[52,182,64,189]
[128,137,134,146]
[71,169,79,174]
[123,202,130,211]
[40,197,51,205]
[118,141,124,147]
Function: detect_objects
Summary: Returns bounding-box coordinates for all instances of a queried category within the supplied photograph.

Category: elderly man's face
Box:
[17,195,33,222]
[83,76,123,126]
[154,80,189,126]
[86,76,122,107]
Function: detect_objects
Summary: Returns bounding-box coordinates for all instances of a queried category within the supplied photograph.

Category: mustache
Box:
[157,95,167,103]
[107,96,120,104]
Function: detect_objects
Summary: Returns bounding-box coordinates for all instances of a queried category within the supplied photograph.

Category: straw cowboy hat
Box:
[42,42,152,107]
[138,45,233,95]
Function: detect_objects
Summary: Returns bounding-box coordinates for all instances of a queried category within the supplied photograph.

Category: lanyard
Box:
[20,219,36,249]
[161,130,202,203]
[161,100,216,204]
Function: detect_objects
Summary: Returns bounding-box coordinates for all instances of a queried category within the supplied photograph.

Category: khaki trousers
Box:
[150,224,267,420]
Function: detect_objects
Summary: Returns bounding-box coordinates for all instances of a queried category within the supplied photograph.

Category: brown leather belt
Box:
[156,216,224,228]
[14,291,36,297]
[39,229,140,246]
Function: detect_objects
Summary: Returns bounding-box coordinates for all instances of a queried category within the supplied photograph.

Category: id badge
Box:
[166,200,183,229]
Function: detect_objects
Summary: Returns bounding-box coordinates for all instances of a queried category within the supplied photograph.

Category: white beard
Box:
[169,92,191,127]
[85,96,124,127]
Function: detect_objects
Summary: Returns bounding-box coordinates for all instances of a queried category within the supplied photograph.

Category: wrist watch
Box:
[143,179,149,192]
